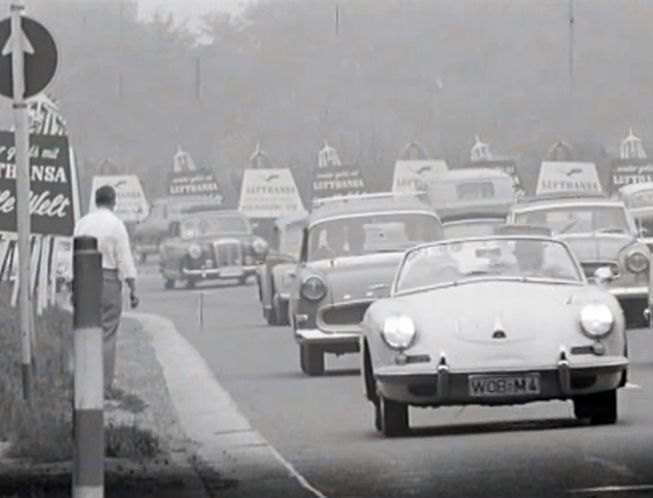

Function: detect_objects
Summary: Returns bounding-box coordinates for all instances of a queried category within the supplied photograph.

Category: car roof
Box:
[436,199,513,222]
[431,167,511,181]
[618,182,653,196]
[511,193,623,211]
[180,209,245,219]
[308,193,437,225]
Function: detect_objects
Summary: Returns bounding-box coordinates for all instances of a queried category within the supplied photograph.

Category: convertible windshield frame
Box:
[391,235,585,296]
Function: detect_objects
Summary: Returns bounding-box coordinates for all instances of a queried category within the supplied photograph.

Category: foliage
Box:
[0,0,650,200]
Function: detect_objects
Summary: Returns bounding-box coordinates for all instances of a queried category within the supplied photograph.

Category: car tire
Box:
[164,278,175,290]
[573,389,617,425]
[275,298,290,326]
[265,306,278,326]
[374,401,382,432]
[300,344,324,376]
[379,396,409,437]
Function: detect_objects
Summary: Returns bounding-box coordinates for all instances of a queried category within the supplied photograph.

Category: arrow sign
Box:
[1,22,34,56]
[0,16,58,99]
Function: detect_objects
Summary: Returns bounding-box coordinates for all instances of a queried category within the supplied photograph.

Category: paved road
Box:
[138,268,653,498]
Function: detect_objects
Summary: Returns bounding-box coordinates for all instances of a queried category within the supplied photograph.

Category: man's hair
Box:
[95,185,116,208]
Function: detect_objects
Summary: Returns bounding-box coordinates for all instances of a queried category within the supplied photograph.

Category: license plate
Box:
[220,267,244,278]
[468,374,540,397]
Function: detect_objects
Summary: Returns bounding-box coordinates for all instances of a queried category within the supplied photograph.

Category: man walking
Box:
[74,185,139,395]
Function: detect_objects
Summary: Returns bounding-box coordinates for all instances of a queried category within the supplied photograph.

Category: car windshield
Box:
[395,237,582,293]
[514,205,632,235]
[306,213,443,262]
[443,219,504,239]
[180,215,250,238]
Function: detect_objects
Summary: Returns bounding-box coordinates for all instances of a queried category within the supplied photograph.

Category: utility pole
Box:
[9,0,33,404]
[568,0,575,97]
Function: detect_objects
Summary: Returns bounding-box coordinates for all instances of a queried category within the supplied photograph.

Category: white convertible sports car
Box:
[361,225,629,437]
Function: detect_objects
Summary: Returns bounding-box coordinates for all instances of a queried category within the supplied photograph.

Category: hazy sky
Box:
[136,0,249,22]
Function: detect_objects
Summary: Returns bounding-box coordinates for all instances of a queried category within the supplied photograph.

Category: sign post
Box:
[0,1,60,406]
[8,0,32,403]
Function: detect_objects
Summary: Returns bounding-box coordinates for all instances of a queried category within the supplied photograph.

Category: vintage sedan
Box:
[509,193,652,327]
[258,212,307,325]
[618,182,653,251]
[361,228,628,437]
[289,193,444,376]
[159,209,269,289]
[132,195,221,263]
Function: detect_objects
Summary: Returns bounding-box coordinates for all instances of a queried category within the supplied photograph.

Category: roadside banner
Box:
[392,159,448,192]
[168,147,223,202]
[89,175,149,223]
[609,159,653,192]
[536,161,603,195]
[312,142,366,200]
[0,132,76,236]
[238,168,304,218]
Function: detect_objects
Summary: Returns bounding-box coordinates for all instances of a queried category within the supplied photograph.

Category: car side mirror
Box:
[593,266,614,285]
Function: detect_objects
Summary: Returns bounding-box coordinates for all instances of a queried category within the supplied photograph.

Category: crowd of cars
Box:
[54,168,653,437]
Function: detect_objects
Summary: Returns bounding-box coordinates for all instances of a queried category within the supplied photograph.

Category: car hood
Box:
[308,252,404,304]
[556,233,635,261]
[372,280,624,369]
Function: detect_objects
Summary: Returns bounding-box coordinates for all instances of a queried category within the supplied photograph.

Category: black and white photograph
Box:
[0,0,651,497]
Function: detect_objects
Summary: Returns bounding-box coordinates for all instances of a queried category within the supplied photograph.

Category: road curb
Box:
[125,311,327,498]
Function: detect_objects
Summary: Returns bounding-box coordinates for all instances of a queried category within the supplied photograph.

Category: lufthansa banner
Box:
[89,175,149,223]
[0,132,76,236]
[311,164,366,200]
[609,159,653,192]
[392,160,448,192]
[167,168,223,201]
[536,161,603,195]
[238,168,304,218]
[466,159,525,196]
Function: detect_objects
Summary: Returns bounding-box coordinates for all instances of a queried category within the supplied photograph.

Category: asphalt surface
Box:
[137,264,653,498]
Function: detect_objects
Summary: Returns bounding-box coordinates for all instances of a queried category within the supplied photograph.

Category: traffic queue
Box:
[58,133,653,438]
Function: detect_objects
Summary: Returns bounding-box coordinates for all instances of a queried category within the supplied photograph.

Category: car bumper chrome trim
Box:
[294,328,360,342]
[608,286,648,298]
[181,266,257,278]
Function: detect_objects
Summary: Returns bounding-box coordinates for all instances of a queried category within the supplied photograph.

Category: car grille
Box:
[580,261,620,279]
[213,241,243,267]
[320,301,373,327]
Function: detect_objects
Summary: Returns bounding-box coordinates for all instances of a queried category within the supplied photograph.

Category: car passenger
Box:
[313,224,349,260]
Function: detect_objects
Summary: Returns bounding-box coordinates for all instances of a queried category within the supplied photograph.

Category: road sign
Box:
[0,16,57,99]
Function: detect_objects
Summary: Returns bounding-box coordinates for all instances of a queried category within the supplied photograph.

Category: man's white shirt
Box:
[74,207,137,281]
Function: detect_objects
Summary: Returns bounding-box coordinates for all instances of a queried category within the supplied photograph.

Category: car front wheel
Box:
[573,389,617,425]
[379,395,409,437]
[300,344,324,376]
[164,278,175,290]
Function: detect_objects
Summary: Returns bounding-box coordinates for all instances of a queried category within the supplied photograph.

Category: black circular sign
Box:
[0,16,58,99]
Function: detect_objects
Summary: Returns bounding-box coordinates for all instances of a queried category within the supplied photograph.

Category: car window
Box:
[395,237,582,293]
[307,213,443,262]
[280,225,303,257]
[180,215,250,239]
[628,190,653,209]
[514,206,632,235]
[456,181,495,200]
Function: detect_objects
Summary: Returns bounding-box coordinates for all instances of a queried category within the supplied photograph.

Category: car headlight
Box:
[626,250,649,273]
[579,303,614,338]
[300,276,327,301]
[252,237,268,255]
[188,244,202,259]
[382,315,417,350]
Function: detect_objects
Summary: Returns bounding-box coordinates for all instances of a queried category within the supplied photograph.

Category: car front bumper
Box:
[294,327,360,354]
[374,353,627,406]
[181,266,257,280]
[608,285,648,299]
